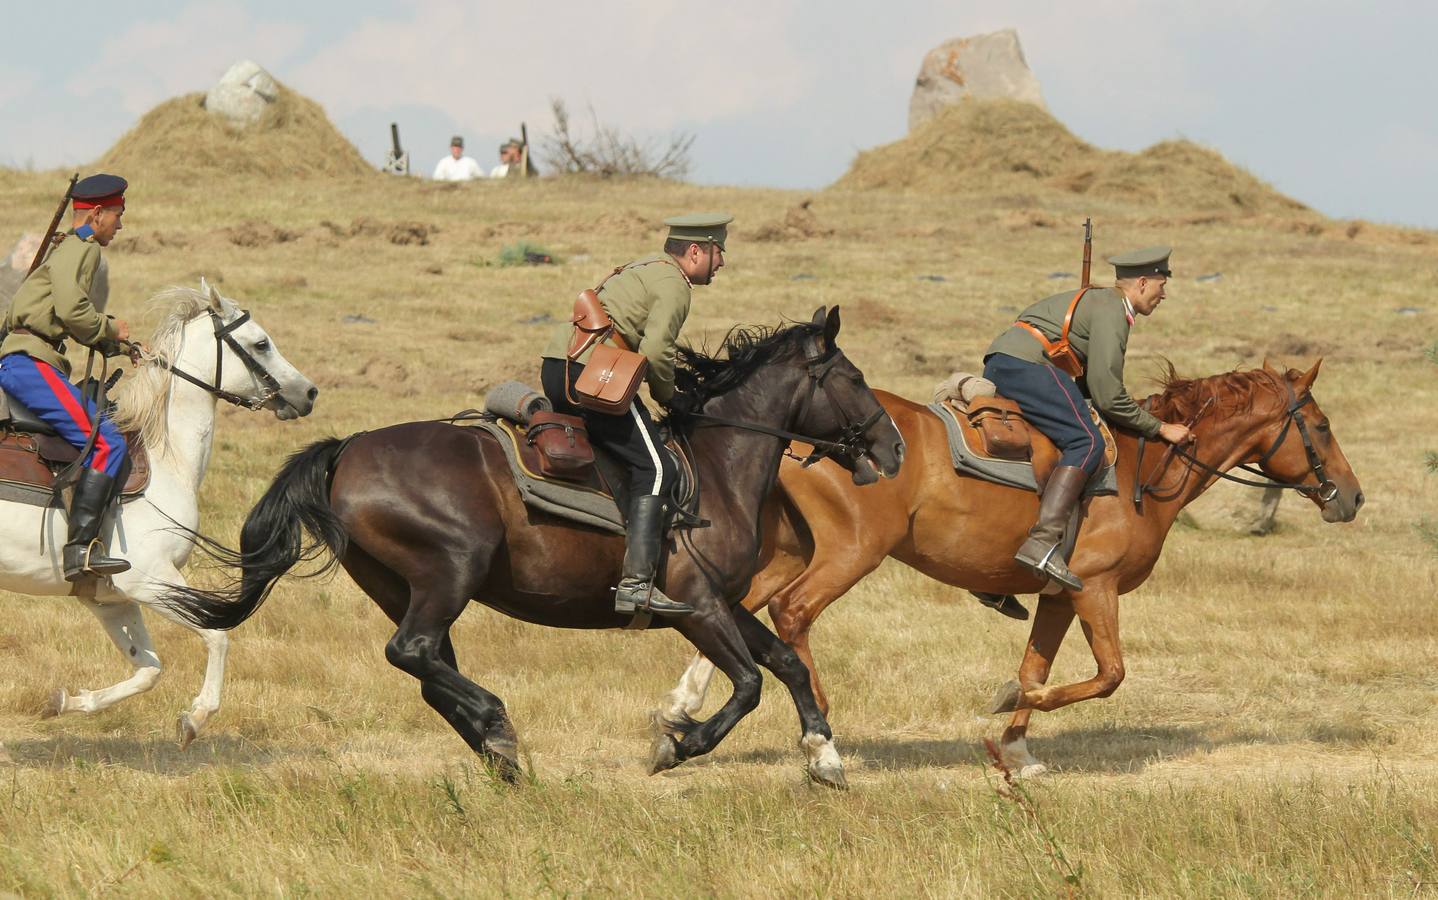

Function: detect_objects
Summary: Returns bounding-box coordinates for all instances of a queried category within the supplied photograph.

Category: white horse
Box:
[0,279,317,746]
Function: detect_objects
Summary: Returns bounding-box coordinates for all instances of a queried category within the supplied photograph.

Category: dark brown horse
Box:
[161,308,905,786]
[660,361,1362,775]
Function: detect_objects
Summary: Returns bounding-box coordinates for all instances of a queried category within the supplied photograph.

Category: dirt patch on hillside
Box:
[833,99,1309,216]
[95,83,373,180]
[224,221,299,247]
[751,199,836,242]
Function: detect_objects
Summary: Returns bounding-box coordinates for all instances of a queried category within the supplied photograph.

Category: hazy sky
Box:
[4,1,1433,227]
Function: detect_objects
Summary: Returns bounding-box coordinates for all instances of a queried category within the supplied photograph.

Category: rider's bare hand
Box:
[114,320,131,342]
[1158,422,1192,444]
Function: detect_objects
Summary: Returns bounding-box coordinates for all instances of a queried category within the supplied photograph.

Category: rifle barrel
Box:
[27,173,78,276]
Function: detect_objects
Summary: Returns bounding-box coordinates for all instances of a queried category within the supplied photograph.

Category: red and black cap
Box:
[72,173,128,210]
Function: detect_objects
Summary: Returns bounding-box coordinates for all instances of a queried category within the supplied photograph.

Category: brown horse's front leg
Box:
[1020,581,1125,713]
[991,595,1075,775]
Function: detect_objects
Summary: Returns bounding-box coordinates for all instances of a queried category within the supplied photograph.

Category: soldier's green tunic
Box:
[541,255,691,404]
[1,231,119,377]
[986,286,1162,438]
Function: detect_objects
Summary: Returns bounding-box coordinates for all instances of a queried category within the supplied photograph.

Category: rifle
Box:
[1080,217,1093,288]
[518,122,530,178]
[27,172,79,276]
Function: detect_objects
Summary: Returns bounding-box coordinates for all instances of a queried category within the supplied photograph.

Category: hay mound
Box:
[834,100,1306,214]
[96,83,372,180]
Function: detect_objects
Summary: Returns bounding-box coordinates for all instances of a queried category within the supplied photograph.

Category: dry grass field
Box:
[1,136,1436,897]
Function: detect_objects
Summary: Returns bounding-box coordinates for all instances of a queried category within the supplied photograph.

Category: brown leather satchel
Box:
[1014,287,1090,379]
[565,269,650,415]
[526,411,595,478]
[966,397,1033,461]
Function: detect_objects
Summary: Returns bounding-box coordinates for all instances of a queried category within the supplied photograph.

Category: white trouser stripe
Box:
[630,402,665,496]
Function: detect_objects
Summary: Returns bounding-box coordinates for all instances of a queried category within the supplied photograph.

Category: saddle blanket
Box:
[470,416,628,534]
[927,399,1118,497]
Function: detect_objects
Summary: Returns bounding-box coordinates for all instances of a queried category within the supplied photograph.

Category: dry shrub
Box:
[96,83,373,180]
[834,99,1307,216]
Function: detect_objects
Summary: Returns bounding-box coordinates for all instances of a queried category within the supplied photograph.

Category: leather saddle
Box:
[945,394,1117,489]
[489,415,695,516]
[0,388,151,502]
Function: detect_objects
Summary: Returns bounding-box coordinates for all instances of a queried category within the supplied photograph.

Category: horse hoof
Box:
[989,680,1023,714]
[648,733,680,775]
[1016,762,1049,779]
[40,689,66,719]
[177,713,198,750]
[800,733,848,790]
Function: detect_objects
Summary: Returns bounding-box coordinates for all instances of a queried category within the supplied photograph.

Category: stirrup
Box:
[614,581,693,618]
[67,539,130,580]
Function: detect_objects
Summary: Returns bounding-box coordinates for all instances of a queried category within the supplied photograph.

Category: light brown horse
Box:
[661,361,1363,775]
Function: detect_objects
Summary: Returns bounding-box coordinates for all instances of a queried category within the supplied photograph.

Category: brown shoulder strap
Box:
[1059,287,1090,345]
[593,265,626,292]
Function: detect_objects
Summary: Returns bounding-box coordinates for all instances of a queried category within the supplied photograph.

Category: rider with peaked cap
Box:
[983,245,1192,597]
[541,212,734,619]
[0,173,134,581]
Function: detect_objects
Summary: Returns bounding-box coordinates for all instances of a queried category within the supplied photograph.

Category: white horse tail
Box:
[161,436,354,630]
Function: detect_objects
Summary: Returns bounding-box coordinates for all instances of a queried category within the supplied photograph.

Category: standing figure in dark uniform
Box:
[0,174,134,580]
[540,213,733,618]
[984,246,1192,592]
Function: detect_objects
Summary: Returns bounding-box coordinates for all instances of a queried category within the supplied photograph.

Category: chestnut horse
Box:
[160,308,905,786]
[661,361,1362,775]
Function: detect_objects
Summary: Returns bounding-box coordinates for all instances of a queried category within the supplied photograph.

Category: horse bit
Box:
[1134,382,1339,507]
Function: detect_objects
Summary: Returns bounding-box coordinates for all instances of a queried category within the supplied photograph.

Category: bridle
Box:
[687,334,889,469]
[1135,380,1339,506]
[141,308,286,411]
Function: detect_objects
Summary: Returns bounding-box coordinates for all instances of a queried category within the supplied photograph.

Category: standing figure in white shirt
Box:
[433,135,485,181]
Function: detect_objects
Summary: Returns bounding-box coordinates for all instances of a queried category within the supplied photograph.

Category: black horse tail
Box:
[160,436,354,631]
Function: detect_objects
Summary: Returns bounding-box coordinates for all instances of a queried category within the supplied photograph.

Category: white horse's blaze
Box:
[0,284,314,743]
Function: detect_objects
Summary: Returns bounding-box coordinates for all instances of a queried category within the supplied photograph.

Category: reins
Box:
[127,308,284,411]
[1134,379,1338,507]
[684,336,885,467]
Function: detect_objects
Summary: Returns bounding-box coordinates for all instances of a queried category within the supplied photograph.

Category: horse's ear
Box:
[1261,356,1279,374]
[810,306,827,329]
[1294,357,1323,393]
[824,306,841,345]
[203,278,223,311]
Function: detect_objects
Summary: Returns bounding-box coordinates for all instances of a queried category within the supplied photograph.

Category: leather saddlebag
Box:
[966,397,1032,461]
[526,411,595,478]
[566,288,648,414]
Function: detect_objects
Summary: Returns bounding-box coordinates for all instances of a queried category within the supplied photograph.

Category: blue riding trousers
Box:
[0,353,128,478]
[983,352,1104,476]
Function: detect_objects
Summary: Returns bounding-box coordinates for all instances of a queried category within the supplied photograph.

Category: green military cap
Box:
[664,212,735,251]
[1107,245,1172,279]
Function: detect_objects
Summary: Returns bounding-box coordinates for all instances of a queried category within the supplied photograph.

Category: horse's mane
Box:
[662,320,823,434]
[110,287,222,458]
[1142,362,1290,423]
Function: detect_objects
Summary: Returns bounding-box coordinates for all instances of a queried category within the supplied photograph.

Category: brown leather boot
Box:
[1013,465,1088,592]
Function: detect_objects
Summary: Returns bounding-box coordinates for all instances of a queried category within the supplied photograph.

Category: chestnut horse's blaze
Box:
[662,360,1361,776]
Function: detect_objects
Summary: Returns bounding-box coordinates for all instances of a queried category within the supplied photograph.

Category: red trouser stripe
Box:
[34,359,112,472]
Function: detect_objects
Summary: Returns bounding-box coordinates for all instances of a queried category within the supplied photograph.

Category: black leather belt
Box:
[9,326,66,353]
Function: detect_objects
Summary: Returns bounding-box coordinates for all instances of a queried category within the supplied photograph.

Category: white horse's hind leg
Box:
[141,580,230,749]
[659,652,717,723]
[47,599,163,718]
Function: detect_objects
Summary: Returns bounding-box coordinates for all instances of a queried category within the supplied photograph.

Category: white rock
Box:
[908,29,1047,132]
[204,60,279,128]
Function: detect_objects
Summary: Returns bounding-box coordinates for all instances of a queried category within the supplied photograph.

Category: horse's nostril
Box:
[1354,491,1364,508]
[306,386,319,401]
[895,441,906,463]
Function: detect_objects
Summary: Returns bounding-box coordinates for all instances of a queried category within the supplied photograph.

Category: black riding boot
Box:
[1012,465,1087,592]
[614,495,693,618]
[62,468,130,582]
[970,591,1029,620]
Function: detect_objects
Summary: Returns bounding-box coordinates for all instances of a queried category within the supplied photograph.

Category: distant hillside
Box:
[834,99,1308,215]
[96,83,373,180]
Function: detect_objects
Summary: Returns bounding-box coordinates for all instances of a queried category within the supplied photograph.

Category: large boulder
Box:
[908,29,1046,132]
[204,60,279,128]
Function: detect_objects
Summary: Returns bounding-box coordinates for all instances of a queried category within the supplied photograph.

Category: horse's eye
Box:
[1316,420,1330,433]
[255,340,271,352]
